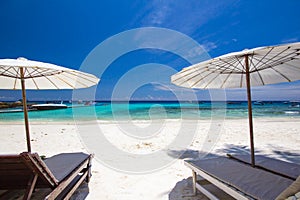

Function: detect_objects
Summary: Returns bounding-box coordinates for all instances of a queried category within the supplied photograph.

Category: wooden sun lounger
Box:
[0,152,93,200]
[185,157,296,200]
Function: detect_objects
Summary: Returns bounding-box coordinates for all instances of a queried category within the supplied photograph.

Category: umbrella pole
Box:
[20,67,31,152]
[245,55,255,167]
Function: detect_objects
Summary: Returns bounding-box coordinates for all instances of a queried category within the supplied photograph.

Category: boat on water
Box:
[31,103,68,110]
[290,101,300,108]
[253,101,264,105]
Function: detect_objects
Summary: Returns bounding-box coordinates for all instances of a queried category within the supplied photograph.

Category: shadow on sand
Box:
[0,182,89,200]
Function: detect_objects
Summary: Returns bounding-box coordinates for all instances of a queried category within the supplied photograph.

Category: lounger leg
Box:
[63,171,89,200]
[23,174,38,200]
[192,170,197,195]
[86,158,92,183]
[46,158,91,200]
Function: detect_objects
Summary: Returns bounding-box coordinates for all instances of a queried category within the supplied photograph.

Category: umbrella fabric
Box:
[171,42,300,89]
[0,58,99,90]
[171,42,300,166]
[0,57,99,152]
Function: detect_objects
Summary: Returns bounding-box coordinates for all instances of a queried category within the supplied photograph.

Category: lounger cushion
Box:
[44,153,90,182]
[276,176,300,200]
[228,154,300,180]
[187,157,293,200]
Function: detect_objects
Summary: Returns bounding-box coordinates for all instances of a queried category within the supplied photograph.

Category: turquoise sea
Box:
[0,101,299,122]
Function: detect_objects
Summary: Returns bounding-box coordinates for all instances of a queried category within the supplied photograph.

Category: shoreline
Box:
[0,115,300,125]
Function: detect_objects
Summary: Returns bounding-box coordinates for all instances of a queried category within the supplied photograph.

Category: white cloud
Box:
[145,3,171,25]
[201,42,217,52]
[281,37,299,43]
[136,1,233,36]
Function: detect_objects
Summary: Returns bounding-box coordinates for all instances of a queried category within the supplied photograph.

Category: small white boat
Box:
[31,103,68,110]
[253,101,264,105]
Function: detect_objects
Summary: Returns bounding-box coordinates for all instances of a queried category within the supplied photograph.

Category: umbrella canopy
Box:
[171,42,300,166]
[0,57,100,152]
[0,57,99,89]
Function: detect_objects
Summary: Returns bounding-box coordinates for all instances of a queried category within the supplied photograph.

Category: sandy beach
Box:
[1,117,300,199]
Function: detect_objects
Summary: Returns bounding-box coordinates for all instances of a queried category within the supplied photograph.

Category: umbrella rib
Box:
[270,55,300,67]
[176,57,242,88]
[187,60,230,88]
[236,55,246,70]
[24,68,49,89]
[252,47,274,71]
[172,65,205,83]
[60,72,83,88]
[54,74,76,89]
[0,66,9,76]
[40,74,61,89]
[256,55,290,70]
[212,57,242,73]
[28,68,61,79]
[249,54,265,85]
[247,46,297,85]
[268,66,292,82]
[0,66,20,78]
[172,57,231,83]
[239,72,244,87]
[173,66,205,86]
[193,58,239,88]
[233,56,247,87]
[172,57,241,85]
[252,55,299,72]
[211,55,246,74]
[25,68,39,89]
[202,72,222,88]
[29,68,54,77]
[254,46,298,71]
[65,70,99,84]
[254,69,265,85]
[14,67,20,89]
[0,59,98,92]
[22,67,35,89]
[24,67,83,80]
[220,70,234,88]
[182,68,208,87]
[256,46,289,69]
[213,57,242,88]
[31,76,40,90]
[20,68,98,89]
[60,71,97,88]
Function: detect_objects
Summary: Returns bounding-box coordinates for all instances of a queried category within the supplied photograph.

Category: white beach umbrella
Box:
[0,57,100,152]
[171,42,300,166]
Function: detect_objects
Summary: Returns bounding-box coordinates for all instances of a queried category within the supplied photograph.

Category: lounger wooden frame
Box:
[0,152,93,200]
[185,161,250,200]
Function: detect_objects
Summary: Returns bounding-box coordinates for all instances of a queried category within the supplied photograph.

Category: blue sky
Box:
[0,0,300,101]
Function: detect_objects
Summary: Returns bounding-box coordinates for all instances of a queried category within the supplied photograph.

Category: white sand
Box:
[0,117,300,199]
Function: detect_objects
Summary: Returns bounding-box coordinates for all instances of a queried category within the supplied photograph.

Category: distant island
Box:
[0,101,23,109]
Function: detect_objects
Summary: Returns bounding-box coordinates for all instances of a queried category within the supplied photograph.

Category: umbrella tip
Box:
[17,57,28,61]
